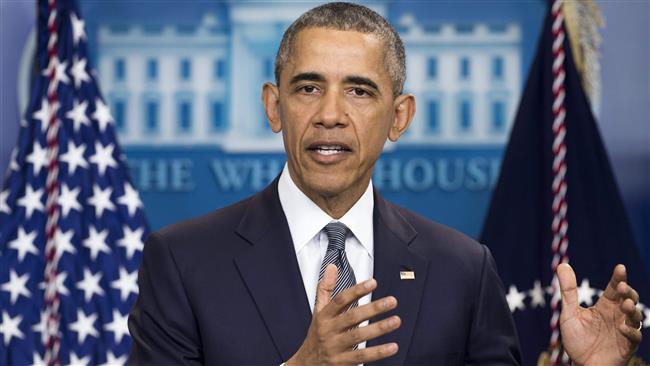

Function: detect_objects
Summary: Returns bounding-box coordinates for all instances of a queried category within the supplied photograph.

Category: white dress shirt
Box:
[277,164,374,350]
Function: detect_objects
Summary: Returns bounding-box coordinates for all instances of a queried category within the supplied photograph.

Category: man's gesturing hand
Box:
[286,264,401,366]
[559,263,642,366]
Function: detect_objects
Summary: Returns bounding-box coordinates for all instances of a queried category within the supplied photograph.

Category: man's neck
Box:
[287,170,370,220]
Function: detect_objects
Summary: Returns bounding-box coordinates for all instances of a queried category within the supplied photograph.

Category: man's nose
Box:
[314,90,347,128]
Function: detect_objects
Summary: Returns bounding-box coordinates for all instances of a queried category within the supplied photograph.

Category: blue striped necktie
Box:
[318,221,358,308]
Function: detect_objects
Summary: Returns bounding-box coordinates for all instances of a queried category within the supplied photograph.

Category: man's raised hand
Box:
[286,264,401,366]
[558,263,642,366]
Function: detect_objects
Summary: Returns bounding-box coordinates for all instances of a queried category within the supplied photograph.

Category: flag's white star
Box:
[70,13,87,45]
[68,309,99,343]
[65,99,91,132]
[0,189,10,214]
[111,267,138,301]
[87,184,115,217]
[83,226,111,261]
[101,351,127,366]
[546,283,554,295]
[104,309,129,343]
[41,271,70,297]
[31,351,45,366]
[70,56,90,89]
[33,98,58,133]
[60,141,89,175]
[9,148,20,171]
[118,226,144,260]
[506,285,526,313]
[17,185,44,218]
[54,58,70,85]
[76,268,104,302]
[58,184,82,217]
[26,142,48,175]
[89,142,117,176]
[1,270,31,304]
[8,227,39,262]
[117,183,143,217]
[54,272,70,296]
[0,311,24,345]
[31,311,48,345]
[55,228,76,260]
[67,351,91,366]
[577,278,597,306]
[43,57,70,86]
[528,280,546,308]
[92,98,113,132]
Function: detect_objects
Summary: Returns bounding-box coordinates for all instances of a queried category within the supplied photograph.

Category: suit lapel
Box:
[367,192,429,365]
[233,180,312,362]
[232,181,428,363]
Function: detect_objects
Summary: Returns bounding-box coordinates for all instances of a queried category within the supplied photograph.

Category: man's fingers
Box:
[336,343,399,364]
[619,321,643,345]
[322,279,377,317]
[619,298,643,346]
[603,264,627,302]
[315,264,338,313]
[557,263,579,311]
[337,315,401,349]
[617,281,639,305]
[621,298,643,325]
[335,296,398,331]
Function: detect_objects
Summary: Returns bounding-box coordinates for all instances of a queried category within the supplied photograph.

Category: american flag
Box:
[0,0,148,365]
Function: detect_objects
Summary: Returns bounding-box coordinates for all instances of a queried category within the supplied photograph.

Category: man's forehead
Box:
[283,27,387,79]
[291,27,383,51]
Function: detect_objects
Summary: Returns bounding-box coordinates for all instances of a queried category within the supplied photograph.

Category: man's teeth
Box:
[314,146,346,155]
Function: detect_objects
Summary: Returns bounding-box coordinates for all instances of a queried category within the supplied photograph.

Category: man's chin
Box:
[290,162,367,199]
[302,179,348,197]
[301,175,367,199]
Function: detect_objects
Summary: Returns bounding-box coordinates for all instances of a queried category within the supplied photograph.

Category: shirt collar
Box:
[277,164,374,257]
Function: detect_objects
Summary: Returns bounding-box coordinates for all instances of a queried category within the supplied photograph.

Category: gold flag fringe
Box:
[562,0,604,115]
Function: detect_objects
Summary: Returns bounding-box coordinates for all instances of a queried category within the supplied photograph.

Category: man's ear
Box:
[262,82,282,133]
[388,93,416,142]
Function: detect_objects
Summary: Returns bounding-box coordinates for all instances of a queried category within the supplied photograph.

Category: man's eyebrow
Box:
[344,76,381,94]
[289,72,325,85]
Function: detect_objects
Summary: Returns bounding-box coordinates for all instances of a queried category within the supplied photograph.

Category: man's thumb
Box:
[557,263,579,312]
[315,264,337,312]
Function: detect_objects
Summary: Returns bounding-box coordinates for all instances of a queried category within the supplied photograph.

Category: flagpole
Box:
[43,0,62,364]
[549,0,570,365]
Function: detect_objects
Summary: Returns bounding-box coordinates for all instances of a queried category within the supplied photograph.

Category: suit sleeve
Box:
[465,245,522,365]
[128,232,203,365]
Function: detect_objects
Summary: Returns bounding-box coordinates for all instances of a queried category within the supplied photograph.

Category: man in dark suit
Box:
[128,3,642,365]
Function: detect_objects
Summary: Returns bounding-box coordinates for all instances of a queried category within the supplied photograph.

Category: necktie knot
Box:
[324,221,348,252]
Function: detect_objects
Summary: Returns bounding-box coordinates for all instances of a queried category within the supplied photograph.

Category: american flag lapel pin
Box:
[400,270,415,280]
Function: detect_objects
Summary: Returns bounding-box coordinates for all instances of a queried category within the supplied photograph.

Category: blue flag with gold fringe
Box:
[480,1,650,364]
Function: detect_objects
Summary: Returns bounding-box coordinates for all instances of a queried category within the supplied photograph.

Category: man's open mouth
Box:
[308,145,352,155]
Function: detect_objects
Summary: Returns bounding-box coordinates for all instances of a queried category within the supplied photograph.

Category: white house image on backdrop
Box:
[97,3,521,152]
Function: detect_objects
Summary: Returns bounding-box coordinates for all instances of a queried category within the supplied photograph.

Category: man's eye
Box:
[300,85,317,93]
[352,88,369,97]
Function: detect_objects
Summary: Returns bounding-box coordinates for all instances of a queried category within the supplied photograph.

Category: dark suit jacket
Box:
[128,179,521,365]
